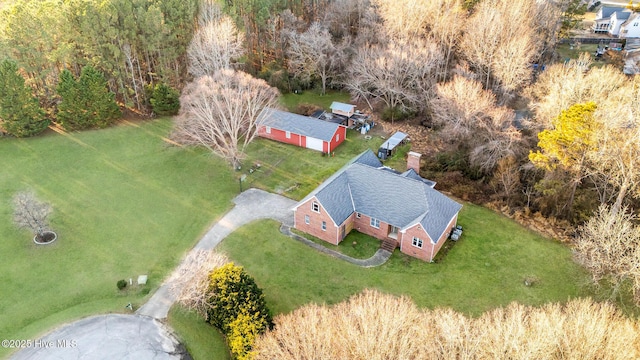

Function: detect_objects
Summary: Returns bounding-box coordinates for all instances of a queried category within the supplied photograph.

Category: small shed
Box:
[330,102,356,118]
[378,131,408,160]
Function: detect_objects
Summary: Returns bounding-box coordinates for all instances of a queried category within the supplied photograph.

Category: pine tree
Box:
[150,83,180,116]
[56,66,120,130]
[56,69,85,130]
[79,65,121,128]
[0,59,49,137]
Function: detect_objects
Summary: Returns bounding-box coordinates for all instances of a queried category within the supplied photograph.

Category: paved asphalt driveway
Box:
[10,315,188,360]
[11,189,296,360]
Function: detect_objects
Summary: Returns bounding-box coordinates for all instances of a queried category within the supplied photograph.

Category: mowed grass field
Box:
[0,119,237,357]
[219,212,593,318]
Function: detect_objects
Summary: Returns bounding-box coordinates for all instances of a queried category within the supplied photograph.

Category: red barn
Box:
[257,108,346,153]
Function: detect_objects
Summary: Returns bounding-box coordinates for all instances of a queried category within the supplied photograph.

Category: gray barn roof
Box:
[296,150,461,241]
[259,108,343,142]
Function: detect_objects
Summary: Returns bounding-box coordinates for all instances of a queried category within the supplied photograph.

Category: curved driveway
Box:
[136,188,296,319]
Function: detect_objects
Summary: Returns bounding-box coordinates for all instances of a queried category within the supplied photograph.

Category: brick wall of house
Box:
[294,197,340,245]
[399,225,432,262]
[353,213,393,241]
[399,214,458,262]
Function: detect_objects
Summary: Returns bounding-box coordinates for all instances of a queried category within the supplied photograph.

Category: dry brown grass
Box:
[254,290,640,360]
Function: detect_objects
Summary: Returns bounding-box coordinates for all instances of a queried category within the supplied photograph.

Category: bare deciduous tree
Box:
[286,22,343,94]
[13,191,52,237]
[169,249,229,320]
[187,2,244,77]
[460,0,542,100]
[173,69,280,167]
[574,205,640,304]
[345,37,443,115]
[528,58,625,128]
[254,290,639,360]
[373,0,466,81]
[590,77,640,214]
[429,75,522,173]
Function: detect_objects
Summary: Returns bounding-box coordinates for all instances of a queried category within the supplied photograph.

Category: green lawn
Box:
[168,307,230,360]
[291,229,381,259]
[0,119,236,357]
[556,43,598,61]
[280,90,351,112]
[242,130,386,200]
[218,208,593,317]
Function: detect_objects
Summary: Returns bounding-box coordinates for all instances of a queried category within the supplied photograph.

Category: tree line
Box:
[0,0,197,117]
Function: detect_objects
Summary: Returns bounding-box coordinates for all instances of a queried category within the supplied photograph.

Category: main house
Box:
[257,108,346,153]
[293,150,462,262]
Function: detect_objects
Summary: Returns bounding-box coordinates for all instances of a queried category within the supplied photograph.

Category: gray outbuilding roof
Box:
[380,131,408,151]
[330,102,356,113]
[259,108,343,142]
[296,150,462,241]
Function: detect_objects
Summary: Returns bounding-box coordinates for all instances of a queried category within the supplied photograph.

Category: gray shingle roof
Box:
[601,6,627,19]
[296,150,462,241]
[615,11,632,20]
[259,108,343,142]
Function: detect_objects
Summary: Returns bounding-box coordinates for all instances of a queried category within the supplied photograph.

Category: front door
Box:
[340,224,346,240]
[388,225,399,239]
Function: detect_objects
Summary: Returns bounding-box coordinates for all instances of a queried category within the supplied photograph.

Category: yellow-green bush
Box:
[207,263,272,359]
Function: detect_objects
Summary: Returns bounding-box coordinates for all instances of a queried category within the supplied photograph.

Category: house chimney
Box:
[407,151,422,173]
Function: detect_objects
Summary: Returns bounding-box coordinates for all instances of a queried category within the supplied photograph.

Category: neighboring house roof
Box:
[614,11,632,21]
[296,150,462,241]
[259,108,343,142]
[330,102,355,113]
[600,6,627,19]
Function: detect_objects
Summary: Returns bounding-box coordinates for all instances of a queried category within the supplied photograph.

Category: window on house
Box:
[311,202,320,213]
[286,131,291,139]
[370,218,380,229]
[356,212,361,218]
[336,134,340,141]
[266,126,271,134]
[305,215,310,224]
[412,237,423,248]
[322,221,326,231]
